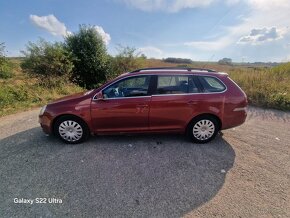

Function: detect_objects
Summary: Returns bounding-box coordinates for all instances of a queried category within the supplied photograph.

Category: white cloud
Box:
[169,0,215,12]
[138,46,163,58]
[182,0,290,51]
[122,0,215,12]
[94,26,111,45]
[184,36,233,50]
[238,27,285,44]
[226,0,241,5]
[30,14,71,37]
[137,46,195,59]
[30,14,111,45]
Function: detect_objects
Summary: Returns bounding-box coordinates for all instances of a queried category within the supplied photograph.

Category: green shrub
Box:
[65,25,110,89]
[0,70,13,79]
[109,45,145,78]
[21,39,73,79]
[0,42,13,79]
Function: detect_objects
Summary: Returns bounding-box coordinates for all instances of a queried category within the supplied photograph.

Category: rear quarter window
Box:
[198,76,226,93]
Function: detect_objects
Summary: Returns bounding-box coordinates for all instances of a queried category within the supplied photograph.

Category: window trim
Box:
[92,73,227,100]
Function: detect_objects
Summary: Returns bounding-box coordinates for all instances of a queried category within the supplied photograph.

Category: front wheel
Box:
[54,116,90,144]
[187,116,219,143]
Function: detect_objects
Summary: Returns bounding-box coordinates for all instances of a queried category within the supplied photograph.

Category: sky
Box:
[0,0,290,62]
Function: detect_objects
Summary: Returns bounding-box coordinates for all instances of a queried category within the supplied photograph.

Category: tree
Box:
[21,39,73,78]
[65,25,110,89]
[163,57,193,64]
[109,45,145,78]
[0,42,13,79]
[218,58,232,65]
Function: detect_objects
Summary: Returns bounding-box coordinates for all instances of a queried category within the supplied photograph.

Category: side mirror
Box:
[95,91,105,100]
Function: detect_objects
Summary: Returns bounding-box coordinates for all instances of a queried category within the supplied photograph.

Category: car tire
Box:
[187,115,219,143]
[54,115,90,144]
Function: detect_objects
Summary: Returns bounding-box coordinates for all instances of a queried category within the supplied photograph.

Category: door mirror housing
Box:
[95,91,105,100]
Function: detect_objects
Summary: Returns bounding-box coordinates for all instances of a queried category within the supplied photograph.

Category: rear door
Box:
[149,74,200,131]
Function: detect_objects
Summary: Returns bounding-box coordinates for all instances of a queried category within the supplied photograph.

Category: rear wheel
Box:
[187,115,219,143]
[54,115,90,144]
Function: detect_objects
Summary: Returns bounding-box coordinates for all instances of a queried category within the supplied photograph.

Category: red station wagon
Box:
[39,67,247,144]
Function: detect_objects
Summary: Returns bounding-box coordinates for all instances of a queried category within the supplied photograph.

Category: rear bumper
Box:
[222,109,247,130]
[39,114,53,134]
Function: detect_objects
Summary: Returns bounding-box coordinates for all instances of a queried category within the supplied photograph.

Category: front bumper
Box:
[39,114,52,134]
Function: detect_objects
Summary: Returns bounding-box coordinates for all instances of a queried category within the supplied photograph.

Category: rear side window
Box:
[156,75,199,94]
[198,76,226,93]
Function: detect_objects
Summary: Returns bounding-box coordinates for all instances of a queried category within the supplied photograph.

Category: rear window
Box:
[198,76,226,93]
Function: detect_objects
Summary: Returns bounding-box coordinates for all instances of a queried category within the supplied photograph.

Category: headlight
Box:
[39,105,47,116]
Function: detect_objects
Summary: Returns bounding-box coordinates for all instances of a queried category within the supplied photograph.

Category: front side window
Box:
[103,76,151,99]
[198,76,226,93]
[156,75,199,94]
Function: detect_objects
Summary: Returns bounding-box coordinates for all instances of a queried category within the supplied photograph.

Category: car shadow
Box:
[0,128,235,217]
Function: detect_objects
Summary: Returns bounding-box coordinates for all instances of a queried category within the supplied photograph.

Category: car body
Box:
[39,67,247,143]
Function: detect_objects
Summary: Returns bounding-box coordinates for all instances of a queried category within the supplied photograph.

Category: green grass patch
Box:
[0,74,84,116]
[228,63,290,110]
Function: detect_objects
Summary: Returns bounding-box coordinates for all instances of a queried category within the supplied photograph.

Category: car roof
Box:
[126,67,228,77]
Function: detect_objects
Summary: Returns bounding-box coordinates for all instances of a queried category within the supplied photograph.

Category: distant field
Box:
[0,58,289,116]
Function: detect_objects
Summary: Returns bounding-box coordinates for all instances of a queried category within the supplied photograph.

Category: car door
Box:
[149,74,200,131]
[90,75,152,133]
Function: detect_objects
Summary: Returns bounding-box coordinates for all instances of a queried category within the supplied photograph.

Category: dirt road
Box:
[0,107,289,217]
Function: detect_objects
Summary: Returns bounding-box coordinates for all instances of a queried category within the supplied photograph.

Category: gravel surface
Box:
[0,107,289,217]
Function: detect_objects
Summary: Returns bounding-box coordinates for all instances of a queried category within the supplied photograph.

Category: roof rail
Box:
[130,67,216,73]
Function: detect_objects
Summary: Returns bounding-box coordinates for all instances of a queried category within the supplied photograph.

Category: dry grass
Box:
[0,58,84,116]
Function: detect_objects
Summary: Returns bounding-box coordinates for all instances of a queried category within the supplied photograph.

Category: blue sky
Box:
[0,0,289,62]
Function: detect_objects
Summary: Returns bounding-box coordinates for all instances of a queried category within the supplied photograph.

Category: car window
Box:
[198,76,226,93]
[156,75,199,94]
[103,76,151,98]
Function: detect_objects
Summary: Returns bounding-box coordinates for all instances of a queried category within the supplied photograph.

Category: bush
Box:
[0,43,13,79]
[163,57,193,64]
[218,58,232,65]
[0,70,13,79]
[21,39,73,80]
[109,45,145,78]
[65,25,110,89]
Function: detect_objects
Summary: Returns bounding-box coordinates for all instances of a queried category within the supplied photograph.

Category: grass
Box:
[0,58,84,116]
[0,58,289,117]
[228,64,290,110]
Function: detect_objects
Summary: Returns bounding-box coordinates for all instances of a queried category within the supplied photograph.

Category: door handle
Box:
[136,104,148,113]
[137,104,148,108]
[187,101,197,105]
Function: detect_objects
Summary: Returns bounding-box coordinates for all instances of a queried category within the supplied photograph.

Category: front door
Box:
[91,75,152,133]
